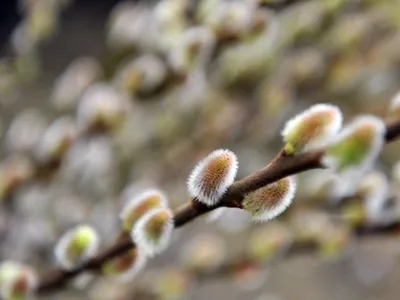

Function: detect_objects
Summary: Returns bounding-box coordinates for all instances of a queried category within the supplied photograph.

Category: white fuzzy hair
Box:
[281,104,343,152]
[322,115,386,173]
[119,189,168,230]
[244,176,297,223]
[54,225,100,270]
[131,208,174,257]
[187,149,238,206]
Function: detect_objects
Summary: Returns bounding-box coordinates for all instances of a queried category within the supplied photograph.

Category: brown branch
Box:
[261,0,309,10]
[201,222,400,280]
[35,118,400,295]
[175,240,316,286]
[205,222,400,281]
[385,118,400,142]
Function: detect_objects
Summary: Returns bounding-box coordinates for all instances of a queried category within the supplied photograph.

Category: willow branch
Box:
[36,118,400,294]
[193,223,400,284]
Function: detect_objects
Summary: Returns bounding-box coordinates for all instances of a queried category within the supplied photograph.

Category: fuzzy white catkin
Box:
[54,225,100,270]
[33,116,77,163]
[51,57,101,110]
[114,54,167,94]
[77,83,130,131]
[187,149,238,206]
[322,115,386,172]
[0,261,21,283]
[119,189,168,231]
[168,26,216,75]
[0,262,38,300]
[132,208,174,257]
[281,104,343,152]
[243,176,297,222]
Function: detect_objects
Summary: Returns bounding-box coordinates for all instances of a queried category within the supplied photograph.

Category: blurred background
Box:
[1,0,400,299]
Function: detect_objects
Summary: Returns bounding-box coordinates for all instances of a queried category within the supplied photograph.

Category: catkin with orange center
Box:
[294,110,336,148]
[125,195,163,230]
[201,154,234,198]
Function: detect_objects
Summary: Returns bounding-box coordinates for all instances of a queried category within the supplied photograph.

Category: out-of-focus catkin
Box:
[54,224,100,270]
[132,208,174,256]
[0,261,38,300]
[323,115,385,173]
[119,189,168,232]
[281,104,342,154]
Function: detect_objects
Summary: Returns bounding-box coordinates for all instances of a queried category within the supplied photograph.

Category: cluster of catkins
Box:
[186,147,296,222]
[282,103,393,226]
[0,0,73,86]
[0,82,131,201]
[0,99,392,299]
[281,103,386,192]
[188,102,387,224]
[1,0,399,298]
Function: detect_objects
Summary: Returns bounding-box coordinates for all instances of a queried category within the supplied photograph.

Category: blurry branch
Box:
[128,221,400,300]
[36,118,400,295]
[261,0,309,10]
[181,225,400,282]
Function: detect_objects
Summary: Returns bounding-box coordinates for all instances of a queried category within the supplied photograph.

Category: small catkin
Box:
[323,115,385,173]
[187,149,238,206]
[132,208,174,257]
[119,189,168,232]
[0,262,37,300]
[243,176,297,222]
[77,83,131,132]
[281,104,343,153]
[54,224,100,270]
